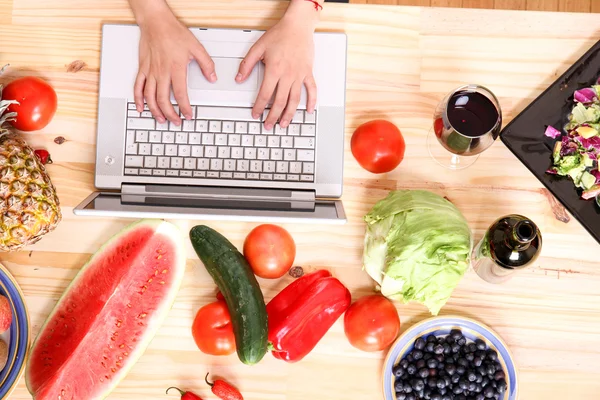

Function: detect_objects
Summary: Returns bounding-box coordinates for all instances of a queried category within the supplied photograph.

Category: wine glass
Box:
[427,84,502,170]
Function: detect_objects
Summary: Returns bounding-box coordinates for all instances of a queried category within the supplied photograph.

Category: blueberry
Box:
[476,374,483,383]
[451,374,460,384]
[404,385,413,394]
[485,363,496,376]
[497,379,507,392]
[419,368,430,379]
[407,364,417,375]
[456,365,466,375]
[457,337,467,346]
[396,393,406,400]
[475,339,486,350]
[415,337,426,351]
[456,395,467,400]
[482,377,490,387]
[401,359,409,369]
[459,378,469,390]
[475,395,485,400]
[475,350,486,360]
[468,381,477,391]
[416,360,426,369]
[393,365,405,378]
[494,371,505,381]
[406,354,414,362]
[467,343,478,353]
[412,378,425,392]
[442,396,452,400]
[427,335,437,343]
[428,377,438,388]
[451,343,461,354]
[431,394,442,400]
[457,358,469,367]
[473,357,483,367]
[468,371,477,382]
[439,387,447,396]
[438,365,446,373]
[424,352,433,361]
[406,394,416,400]
[466,353,475,362]
[483,386,495,398]
[435,354,445,363]
[475,383,482,393]
[395,381,404,392]
[443,343,451,355]
[486,350,498,362]
[427,358,438,369]
[495,363,503,372]
[429,368,437,377]
[444,375,451,387]
[436,377,446,389]
[445,364,456,375]
[452,385,463,394]
[450,329,463,340]
[477,366,487,376]
[434,344,445,355]
[426,342,435,353]
[413,350,424,360]
[445,335,455,344]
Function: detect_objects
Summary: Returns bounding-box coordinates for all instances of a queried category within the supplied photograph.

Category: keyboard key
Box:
[248,123,261,134]
[234,172,246,179]
[165,144,178,156]
[255,136,267,147]
[180,170,192,177]
[135,130,149,142]
[247,173,259,180]
[128,103,137,110]
[260,173,273,180]
[276,161,289,173]
[125,168,138,175]
[140,169,152,175]
[191,146,204,157]
[218,147,231,158]
[231,147,243,159]
[156,120,169,131]
[126,130,135,145]
[144,156,157,168]
[284,149,296,161]
[162,131,175,143]
[264,161,275,173]
[196,106,255,121]
[169,121,182,132]
[268,136,280,148]
[228,135,241,146]
[216,134,228,146]
[250,160,262,172]
[196,120,208,132]
[198,159,210,170]
[158,157,170,169]
[287,174,300,181]
[301,175,314,182]
[297,150,315,161]
[178,145,191,157]
[182,120,195,132]
[304,111,316,123]
[207,171,219,178]
[235,122,248,133]
[126,143,138,155]
[149,131,162,143]
[224,159,236,171]
[139,143,152,155]
[301,125,316,136]
[237,159,249,171]
[303,162,315,174]
[290,162,302,174]
[151,144,164,156]
[193,171,206,178]
[274,174,286,181]
[189,133,201,144]
[262,125,274,135]
[258,148,270,160]
[202,133,215,145]
[171,157,183,169]
[153,169,166,176]
[176,132,188,144]
[275,125,287,135]
[210,159,223,170]
[271,149,283,161]
[205,146,217,158]
[292,110,304,123]
[288,124,301,136]
[125,156,143,167]
[244,148,257,159]
[127,110,140,117]
[220,172,233,179]
[295,137,315,149]
[184,158,196,169]
[241,135,254,147]
[209,121,221,132]
[222,121,235,133]
[281,137,294,148]
[141,111,153,118]
[167,170,179,177]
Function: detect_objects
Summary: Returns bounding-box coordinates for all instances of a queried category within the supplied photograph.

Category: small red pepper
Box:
[205,373,244,400]
[266,269,351,362]
[166,386,204,400]
[34,149,52,165]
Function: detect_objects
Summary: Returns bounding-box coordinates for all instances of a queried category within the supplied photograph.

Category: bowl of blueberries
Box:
[382,316,517,400]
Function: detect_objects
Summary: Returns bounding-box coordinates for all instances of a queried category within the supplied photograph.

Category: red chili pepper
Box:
[166,386,204,400]
[216,290,225,302]
[34,149,52,165]
[266,269,351,363]
[304,0,323,11]
[205,373,243,400]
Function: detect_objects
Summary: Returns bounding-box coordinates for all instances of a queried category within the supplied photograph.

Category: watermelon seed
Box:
[124,352,129,356]
[159,281,165,285]
[101,362,106,368]
[119,344,125,349]
[111,368,116,373]
[105,375,110,380]
[138,312,147,319]
[118,356,123,361]
[71,317,76,322]
[62,390,66,396]
[100,379,104,383]
[127,303,132,308]
[162,269,168,274]
[154,270,159,276]
[50,328,54,333]
[103,356,108,360]
[138,322,144,326]
[156,255,162,260]
[116,361,122,366]
[147,278,153,283]
[116,321,122,328]
[67,308,73,313]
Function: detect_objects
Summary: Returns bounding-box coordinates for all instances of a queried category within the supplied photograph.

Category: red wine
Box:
[447,90,499,137]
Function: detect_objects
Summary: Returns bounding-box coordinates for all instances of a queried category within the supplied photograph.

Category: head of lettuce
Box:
[363,190,472,315]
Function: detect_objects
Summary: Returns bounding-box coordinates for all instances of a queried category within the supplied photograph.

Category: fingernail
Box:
[210,72,217,82]
[136,106,142,112]
[158,118,166,123]
[252,113,259,119]
[265,123,273,130]
[281,120,289,127]
[235,73,242,82]
[184,114,192,120]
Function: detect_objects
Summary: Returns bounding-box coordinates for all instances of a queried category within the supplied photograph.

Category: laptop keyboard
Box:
[123,103,316,182]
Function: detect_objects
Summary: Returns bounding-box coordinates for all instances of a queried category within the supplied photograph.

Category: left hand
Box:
[236,1,320,129]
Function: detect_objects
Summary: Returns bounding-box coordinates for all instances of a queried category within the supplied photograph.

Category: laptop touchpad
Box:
[188,57,259,92]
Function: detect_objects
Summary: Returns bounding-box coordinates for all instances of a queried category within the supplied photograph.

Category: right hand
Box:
[134,17,216,125]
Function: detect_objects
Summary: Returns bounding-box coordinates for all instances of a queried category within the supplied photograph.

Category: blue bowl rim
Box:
[382,315,518,400]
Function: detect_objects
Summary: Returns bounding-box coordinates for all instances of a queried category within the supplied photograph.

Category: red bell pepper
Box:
[266,270,351,362]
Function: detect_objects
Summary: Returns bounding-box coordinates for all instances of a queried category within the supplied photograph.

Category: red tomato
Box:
[243,224,296,279]
[343,295,400,352]
[191,300,235,356]
[350,120,406,173]
[3,77,57,131]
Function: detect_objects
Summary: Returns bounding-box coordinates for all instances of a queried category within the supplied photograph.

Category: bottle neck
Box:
[505,220,536,251]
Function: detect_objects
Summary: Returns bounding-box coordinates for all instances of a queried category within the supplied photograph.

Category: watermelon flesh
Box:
[26,219,186,400]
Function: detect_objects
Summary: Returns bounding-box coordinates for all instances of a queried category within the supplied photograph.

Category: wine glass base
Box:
[427,128,480,170]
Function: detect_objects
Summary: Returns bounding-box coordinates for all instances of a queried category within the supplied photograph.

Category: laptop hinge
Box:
[121,183,315,203]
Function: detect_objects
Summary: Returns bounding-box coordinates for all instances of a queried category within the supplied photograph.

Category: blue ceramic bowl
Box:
[383,316,518,400]
[0,262,30,399]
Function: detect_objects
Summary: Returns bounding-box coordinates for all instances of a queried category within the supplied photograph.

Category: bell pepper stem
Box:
[204,373,214,388]
[166,387,186,396]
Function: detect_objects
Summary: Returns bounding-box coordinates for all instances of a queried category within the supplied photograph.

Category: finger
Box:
[236,42,264,83]
[134,71,147,113]
[265,79,293,129]
[279,81,302,128]
[305,74,317,114]
[156,74,180,124]
[143,76,165,123]
[252,70,279,120]
[172,64,193,120]
[191,43,217,83]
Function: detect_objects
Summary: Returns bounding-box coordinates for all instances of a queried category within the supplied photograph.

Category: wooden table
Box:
[2,1,600,399]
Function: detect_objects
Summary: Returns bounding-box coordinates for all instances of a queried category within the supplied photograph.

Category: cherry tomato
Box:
[350,120,405,173]
[3,76,57,131]
[243,224,296,279]
[191,300,235,356]
[343,295,400,352]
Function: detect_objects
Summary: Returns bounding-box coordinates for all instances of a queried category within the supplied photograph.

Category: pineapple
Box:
[0,84,61,251]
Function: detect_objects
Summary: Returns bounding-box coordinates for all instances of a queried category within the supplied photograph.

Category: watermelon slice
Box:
[25,219,186,400]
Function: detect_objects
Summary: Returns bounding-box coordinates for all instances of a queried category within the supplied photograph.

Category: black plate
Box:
[500,39,600,245]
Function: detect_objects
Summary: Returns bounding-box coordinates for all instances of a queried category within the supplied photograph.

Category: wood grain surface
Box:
[1,1,600,399]
[349,0,595,12]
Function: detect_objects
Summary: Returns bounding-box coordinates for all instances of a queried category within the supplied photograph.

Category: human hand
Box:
[134,15,216,124]
[236,1,320,130]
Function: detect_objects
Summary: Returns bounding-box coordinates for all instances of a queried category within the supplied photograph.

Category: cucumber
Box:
[189,225,268,365]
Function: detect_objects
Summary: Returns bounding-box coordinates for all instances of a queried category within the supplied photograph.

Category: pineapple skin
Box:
[0,132,61,251]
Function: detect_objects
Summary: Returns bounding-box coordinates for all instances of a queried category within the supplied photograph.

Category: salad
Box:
[545,83,600,201]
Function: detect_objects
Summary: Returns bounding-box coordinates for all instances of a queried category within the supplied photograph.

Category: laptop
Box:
[74,24,348,224]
